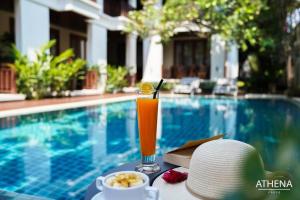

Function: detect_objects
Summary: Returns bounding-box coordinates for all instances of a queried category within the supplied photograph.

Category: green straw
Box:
[153,79,164,99]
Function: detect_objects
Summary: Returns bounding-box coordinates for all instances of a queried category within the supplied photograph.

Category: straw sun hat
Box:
[153,139,265,200]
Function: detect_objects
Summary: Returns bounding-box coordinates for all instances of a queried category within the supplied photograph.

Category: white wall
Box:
[210,34,225,80]
[142,35,163,82]
[15,0,50,56]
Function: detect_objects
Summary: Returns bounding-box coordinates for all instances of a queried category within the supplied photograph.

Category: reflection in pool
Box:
[0,97,299,199]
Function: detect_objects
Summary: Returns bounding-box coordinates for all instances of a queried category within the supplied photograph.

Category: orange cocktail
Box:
[135,82,162,174]
[137,98,158,156]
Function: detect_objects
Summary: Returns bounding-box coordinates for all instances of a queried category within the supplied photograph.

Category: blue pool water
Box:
[0,97,300,199]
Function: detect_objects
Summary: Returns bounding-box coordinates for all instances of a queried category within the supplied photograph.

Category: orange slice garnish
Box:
[139,82,154,95]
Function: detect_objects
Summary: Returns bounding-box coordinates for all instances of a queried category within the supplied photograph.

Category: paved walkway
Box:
[0,93,134,111]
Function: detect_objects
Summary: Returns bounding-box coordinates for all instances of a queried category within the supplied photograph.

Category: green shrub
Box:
[13,40,86,99]
[106,65,128,93]
[160,82,175,91]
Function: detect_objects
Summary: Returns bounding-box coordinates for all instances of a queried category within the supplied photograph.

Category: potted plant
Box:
[13,40,86,99]
[0,32,17,93]
[84,65,99,89]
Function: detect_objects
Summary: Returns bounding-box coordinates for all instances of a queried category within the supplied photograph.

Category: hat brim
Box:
[153,167,203,200]
[153,167,278,200]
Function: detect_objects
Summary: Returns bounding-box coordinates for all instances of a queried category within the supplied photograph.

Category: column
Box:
[126,33,137,86]
[97,0,104,12]
[15,0,50,56]
[87,20,107,93]
[225,41,239,79]
[142,0,163,82]
[128,0,137,8]
[142,35,163,82]
[210,34,225,80]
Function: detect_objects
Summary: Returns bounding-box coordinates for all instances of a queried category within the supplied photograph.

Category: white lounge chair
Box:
[173,77,201,95]
[213,78,238,96]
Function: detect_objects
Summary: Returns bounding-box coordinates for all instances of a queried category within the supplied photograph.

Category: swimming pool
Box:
[0,97,300,199]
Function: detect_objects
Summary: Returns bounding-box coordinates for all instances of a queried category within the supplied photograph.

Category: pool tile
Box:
[0,98,300,199]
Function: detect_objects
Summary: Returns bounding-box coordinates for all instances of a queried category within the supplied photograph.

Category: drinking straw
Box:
[153,79,164,99]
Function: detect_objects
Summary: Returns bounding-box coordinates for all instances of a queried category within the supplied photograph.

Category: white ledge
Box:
[29,0,100,19]
[0,94,26,102]
[87,13,129,31]
[0,95,136,118]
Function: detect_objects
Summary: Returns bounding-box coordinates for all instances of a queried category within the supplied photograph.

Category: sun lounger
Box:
[173,77,201,95]
[213,78,238,96]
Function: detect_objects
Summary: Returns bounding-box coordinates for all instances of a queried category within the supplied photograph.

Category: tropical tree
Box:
[239,0,300,92]
[126,0,268,49]
[126,0,300,93]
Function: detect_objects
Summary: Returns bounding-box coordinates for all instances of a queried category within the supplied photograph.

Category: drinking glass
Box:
[135,92,160,174]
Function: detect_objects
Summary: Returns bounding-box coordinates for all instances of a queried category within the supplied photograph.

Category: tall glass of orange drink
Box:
[136,83,161,174]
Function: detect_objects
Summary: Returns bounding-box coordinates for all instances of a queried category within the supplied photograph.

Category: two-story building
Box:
[0,0,239,91]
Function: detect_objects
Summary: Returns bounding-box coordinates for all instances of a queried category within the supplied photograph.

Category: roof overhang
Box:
[174,22,210,33]
[29,0,100,19]
[87,13,129,31]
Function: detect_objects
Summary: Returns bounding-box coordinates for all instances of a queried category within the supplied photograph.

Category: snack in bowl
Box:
[96,171,159,200]
[106,173,144,188]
